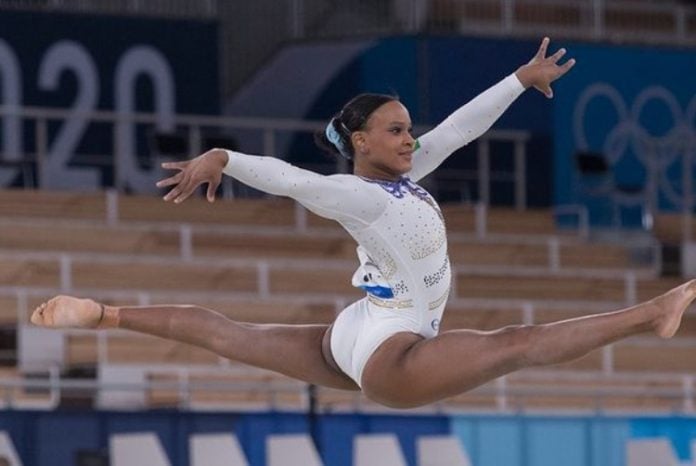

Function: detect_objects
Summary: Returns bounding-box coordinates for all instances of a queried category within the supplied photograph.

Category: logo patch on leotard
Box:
[431,319,440,331]
[359,284,395,299]
[351,246,395,299]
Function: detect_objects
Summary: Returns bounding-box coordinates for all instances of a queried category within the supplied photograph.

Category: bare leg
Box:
[31,297,358,391]
[362,280,696,408]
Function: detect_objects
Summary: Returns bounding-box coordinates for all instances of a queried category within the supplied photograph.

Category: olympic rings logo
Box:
[572,83,696,208]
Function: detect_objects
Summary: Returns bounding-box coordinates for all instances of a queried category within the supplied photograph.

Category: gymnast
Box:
[31,38,696,408]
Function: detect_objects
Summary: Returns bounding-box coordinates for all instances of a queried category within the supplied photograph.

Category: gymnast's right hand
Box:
[31,296,105,329]
[157,148,228,204]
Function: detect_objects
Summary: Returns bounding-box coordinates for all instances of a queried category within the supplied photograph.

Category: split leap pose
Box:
[31,38,696,408]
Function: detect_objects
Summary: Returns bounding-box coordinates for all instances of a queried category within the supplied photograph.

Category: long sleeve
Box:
[222,150,385,227]
[408,73,526,182]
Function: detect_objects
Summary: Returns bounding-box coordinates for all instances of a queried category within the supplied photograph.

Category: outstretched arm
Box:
[156,149,383,225]
[408,37,575,182]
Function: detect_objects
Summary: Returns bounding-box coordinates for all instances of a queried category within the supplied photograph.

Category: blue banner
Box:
[0,11,219,191]
[0,410,694,465]
[553,42,696,223]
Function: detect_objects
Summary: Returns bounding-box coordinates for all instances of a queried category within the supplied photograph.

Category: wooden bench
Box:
[0,223,180,256]
[442,206,560,236]
[70,260,257,292]
[514,2,583,28]
[455,273,627,302]
[0,189,106,221]
[613,344,696,373]
[192,231,357,260]
[268,267,360,296]
[449,242,549,267]
[0,258,60,288]
[0,296,20,325]
[605,5,677,34]
[559,242,635,269]
[504,373,685,412]
[117,195,297,227]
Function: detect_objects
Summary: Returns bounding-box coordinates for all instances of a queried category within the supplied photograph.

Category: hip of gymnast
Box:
[31,38,696,409]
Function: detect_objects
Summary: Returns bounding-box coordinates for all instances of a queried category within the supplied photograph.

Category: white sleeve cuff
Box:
[222,149,237,177]
[507,72,526,94]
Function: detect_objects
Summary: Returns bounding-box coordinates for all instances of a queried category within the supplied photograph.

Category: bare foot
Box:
[651,280,696,338]
[30,295,104,329]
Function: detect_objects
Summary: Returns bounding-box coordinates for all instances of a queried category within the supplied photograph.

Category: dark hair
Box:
[314,93,399,161]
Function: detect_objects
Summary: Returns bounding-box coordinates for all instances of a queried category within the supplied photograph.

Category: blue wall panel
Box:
[425,36,554,132]
[367,415,450,466]
[0,410,695,465]
[526,418,589,466]
[590,418,631,466]
[234,413,311,466]
[631,417,696,461]
[451,415,637,466]
[553,42,696,221]
[106,412,179,465]
[35,413,102,466]
[359,38,421,120]
[478,418,523,466]
[317,415,364,466]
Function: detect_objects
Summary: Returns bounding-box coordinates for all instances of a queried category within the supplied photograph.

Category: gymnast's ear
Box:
[351,131,368,154]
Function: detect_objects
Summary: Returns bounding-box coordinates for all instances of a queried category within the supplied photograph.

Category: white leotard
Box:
[223,73,525,384]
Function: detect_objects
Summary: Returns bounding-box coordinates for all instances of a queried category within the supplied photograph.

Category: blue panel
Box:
[450,417,477,460]
[317,414,363,466]
[184,413,239,433]
[367,415,450,466]
[478,418,523,466]
[0,410,37,466]
[631,417,696,461]
[0,10,219,189]
[425,36,557,206]
[359,38,420,120]
[590,418,631,466]
[526,418,588,466]
[35,412,101,466]
[0,410,695,465]
[0,10,219,114]
[235,413,311,466]
[426,36,554,132]
[181,411,243,466]
[106,411,178,466]
[553,42,696,219]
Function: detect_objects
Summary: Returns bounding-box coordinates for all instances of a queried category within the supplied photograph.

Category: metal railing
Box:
[0,105,532,208]
[0,365,693,414]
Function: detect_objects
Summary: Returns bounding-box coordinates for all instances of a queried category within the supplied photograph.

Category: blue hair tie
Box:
[325,119,352,160]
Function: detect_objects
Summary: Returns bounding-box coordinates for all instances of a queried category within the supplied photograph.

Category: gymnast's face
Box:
[352,100,416,181]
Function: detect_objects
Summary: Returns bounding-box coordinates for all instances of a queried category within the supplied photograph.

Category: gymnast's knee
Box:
[361,365,435,409]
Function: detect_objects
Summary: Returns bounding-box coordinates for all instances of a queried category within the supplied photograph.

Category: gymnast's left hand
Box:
[515,37,576,99]
[157,148,228,204]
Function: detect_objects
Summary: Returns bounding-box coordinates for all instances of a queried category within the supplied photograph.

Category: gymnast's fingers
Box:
[161,160,189,171]
[206,178,221,203]
[156,172,184,189]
